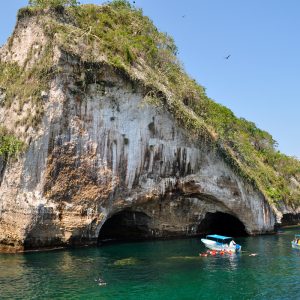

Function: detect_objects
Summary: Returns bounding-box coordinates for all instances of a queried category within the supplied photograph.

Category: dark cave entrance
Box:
[98,211,152,245]
[198,212,248,237]
[281,213,300,226]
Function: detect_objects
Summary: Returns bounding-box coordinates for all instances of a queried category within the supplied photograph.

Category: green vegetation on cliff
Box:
[28,0,79,8]
[0,127,24,159]
[3,0,300,205]
[0,42,53,128]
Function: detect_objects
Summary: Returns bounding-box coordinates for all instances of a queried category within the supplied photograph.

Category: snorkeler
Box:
[95,277,107,286]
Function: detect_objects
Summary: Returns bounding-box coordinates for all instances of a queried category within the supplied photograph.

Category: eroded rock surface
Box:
[0,9,290,252]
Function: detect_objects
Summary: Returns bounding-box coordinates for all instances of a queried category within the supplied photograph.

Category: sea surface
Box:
[1,227,300,299]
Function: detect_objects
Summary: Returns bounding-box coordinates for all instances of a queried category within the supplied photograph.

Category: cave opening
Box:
[281,213,300,226]
[198,212,248,237]
[98,211,152,245]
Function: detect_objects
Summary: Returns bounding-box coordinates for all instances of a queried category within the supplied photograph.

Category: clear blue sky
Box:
[1,0,299,158]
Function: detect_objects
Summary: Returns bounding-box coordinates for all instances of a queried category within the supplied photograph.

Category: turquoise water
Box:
[1,227,300,299]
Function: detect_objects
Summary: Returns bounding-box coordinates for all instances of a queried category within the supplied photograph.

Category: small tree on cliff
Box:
[28,0,79,8]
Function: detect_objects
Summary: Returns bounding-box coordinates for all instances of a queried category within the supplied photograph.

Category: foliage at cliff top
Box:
[4,0,300,205]
[28,0,79,8]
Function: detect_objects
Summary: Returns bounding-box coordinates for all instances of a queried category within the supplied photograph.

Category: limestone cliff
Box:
[0,2,299,252]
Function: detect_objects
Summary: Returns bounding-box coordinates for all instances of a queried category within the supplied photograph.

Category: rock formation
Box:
[0,2,299,252]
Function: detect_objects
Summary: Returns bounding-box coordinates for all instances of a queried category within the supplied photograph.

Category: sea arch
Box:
[96,192,254,245]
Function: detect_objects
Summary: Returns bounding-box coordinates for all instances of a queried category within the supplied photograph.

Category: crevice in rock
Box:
[0,157,7,187]
[197,211,248,237]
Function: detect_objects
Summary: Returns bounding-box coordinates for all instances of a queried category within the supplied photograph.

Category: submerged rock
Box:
[113,258,139,266]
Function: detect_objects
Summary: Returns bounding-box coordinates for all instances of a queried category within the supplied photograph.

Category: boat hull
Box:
[291,242,300,249]
[201,238,241,252]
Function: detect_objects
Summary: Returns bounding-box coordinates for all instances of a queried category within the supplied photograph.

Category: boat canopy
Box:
[206,234,233,244]
[206,234,232,240]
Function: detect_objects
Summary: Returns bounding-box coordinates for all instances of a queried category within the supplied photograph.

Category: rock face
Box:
[0,9,283,252]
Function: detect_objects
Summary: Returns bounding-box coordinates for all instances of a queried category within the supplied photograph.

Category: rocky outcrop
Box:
[0,6,297,252]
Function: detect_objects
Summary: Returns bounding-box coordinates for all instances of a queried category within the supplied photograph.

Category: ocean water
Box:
[1,227,300,299]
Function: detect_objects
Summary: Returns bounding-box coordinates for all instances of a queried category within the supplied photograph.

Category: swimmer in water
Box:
[95,277,107,286]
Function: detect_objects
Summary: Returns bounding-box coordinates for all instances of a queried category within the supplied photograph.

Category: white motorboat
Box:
[201,234,241,253]
[291,234,300,249]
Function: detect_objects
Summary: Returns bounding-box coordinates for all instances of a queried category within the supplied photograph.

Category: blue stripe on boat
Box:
[206,234,232,240]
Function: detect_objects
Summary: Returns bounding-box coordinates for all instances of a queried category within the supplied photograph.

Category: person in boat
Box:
[229,240,236,248]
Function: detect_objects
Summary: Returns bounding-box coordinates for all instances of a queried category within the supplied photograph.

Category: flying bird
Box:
[225,54,231,60]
